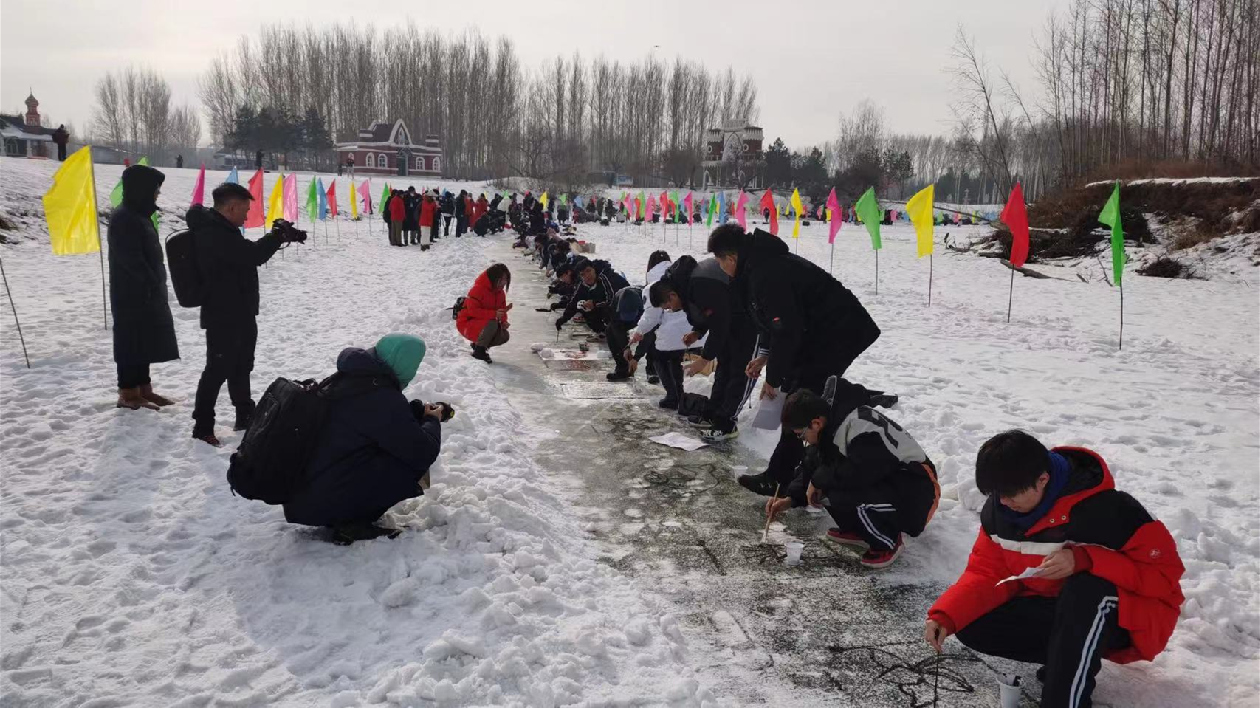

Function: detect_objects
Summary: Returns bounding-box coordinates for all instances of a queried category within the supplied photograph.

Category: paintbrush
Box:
[762,483,782,543]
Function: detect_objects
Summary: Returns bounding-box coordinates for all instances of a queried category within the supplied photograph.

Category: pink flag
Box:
[283,173,298,221]
[826,188,842,244]
[645,195,656,221]
[735,191,748,229]
[683,192,694,224]
[360,179,372,213]
[190,163,206,206]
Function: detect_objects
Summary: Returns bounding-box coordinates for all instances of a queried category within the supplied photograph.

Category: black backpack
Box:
[226,372,386,504]
[164,230,204,308]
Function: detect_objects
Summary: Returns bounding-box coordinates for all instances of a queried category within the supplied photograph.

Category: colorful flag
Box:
[905,184,935,257]
[634,197,642,220]
[854,187,882,250]
[360,179,372,214]
[266,174,285,229]
[225,166,239,185]
[245,169,265,228]
[735,191,748,229]
[826,188,841,244]
[706,193,717,227]
[790,188,803,238]
[306,178,319,221]
[349,181,359,220]
[282,173,298,222]
[717,191,727,227]
[759,190,779,236]
[317,178,328,220]
[559,193,568,207]
[1098,183,1125,285]
[683,192,694,225]
[43,145,100,255]
[190,164,206,206]
[109,155,149,208]
[646,194,656,222]
[327,180,339,217]
[380,182,390,214]
[540,192,549,210]
[1000,182,1030,269]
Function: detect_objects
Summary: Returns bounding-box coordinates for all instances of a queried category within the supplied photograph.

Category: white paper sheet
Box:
[996,567,1047,586]
[750,390,786,430]
[648,432,708,451]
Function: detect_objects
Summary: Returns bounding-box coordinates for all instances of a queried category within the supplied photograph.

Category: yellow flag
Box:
[44,145,101,255]
[906,184,936,257]
[825,208,832,222]
[790,188,803,238]
[266,174,285,229]
[349,181,359,219]
[540,192,549,210]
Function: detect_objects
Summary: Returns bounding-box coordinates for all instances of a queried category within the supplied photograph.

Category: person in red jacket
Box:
[457,263,512,363]
[473,193,490,234]
[387,189,406,247]
[419,192,437,251]
[924,430,1184,708]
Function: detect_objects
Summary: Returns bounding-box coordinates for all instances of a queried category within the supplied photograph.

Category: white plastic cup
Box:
[998,674,1022,708]
[784,541,804,566]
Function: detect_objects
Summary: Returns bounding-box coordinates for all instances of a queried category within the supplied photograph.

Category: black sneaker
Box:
[331,522,402,546]
[737,472,780,496]
[658,398,678,410]
[686,415,713,429]
[700,426,739,443]
[1036,666,1046,684]
[471,346,492,364]
[870,393,899,408]
[606,370,632,382]
[233,405,254,432]
[647,375,661,385]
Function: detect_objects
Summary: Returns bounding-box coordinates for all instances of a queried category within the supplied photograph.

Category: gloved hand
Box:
[555,319,565,331]
[408,399,427,422]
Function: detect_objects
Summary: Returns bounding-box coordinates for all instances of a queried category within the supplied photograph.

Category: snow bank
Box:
[0,158,712,706]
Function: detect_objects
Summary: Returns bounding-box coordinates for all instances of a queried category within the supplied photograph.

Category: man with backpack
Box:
[279,334,445,544]
[185,182,294,446]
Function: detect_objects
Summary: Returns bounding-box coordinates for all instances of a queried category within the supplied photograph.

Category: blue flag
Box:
[226,166,239,185]
[717,191,726,225]
[317,178,328,220]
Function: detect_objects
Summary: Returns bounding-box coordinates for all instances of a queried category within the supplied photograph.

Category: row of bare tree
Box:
[92,67,201,162]
[196,23,758,185]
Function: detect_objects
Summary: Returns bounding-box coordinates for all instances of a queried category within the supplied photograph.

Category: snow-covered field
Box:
[1,158,1258,707]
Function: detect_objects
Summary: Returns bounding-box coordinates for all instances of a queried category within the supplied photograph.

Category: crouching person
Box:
[457,264,512,363]
[283,334,444,545]
[766,378,939,569]
[924,430,1184,708]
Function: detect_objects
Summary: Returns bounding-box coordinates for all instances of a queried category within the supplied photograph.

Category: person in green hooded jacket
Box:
[283,334,445,544]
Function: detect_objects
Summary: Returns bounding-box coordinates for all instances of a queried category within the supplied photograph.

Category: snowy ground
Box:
[1,158,1258,707]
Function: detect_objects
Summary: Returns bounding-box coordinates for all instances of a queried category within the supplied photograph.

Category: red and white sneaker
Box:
[824,528,870,552]
[860,536,904,569]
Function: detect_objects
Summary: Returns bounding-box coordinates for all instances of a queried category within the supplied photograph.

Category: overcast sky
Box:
[2,0,1068,148]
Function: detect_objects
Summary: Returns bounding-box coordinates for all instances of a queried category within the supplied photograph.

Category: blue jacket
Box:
[283,347,441,527]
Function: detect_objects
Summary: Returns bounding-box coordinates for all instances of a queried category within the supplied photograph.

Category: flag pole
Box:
[874,250,879,295]
[928,253,934,307]
[0,253,31,368]
[1006,266,1015,322]
[829,243,834,275]
[1119,284,1124,350]
[92,161,107,328]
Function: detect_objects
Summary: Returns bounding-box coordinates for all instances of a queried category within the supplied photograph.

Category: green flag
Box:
[559,193,568,206]
[380,182,390,213]
[1097,182,1125,286]
[305,178,319,219]
[854,187,882,250]
[109,156,150,208]
[706,195,716,227]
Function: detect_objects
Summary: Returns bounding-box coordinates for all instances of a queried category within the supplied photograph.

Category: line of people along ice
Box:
[106,162,1187,707]
[500,214,1184,708]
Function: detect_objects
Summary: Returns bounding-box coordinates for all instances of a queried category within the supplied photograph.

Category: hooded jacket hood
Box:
[737,228,790,275]
[646,260,671,286]
[121,164,166,217]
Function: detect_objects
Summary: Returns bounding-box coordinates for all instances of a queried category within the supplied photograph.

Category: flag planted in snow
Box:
[1098,182,1126,286]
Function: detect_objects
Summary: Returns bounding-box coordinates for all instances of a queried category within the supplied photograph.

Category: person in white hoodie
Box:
[629,251,706,410]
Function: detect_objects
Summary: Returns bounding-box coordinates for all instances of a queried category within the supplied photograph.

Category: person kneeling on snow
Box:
[555,259,629,336]
[457,263,512,363]
[605,285,649,382]
[283,334,445,545]
[923,430,1184,708]
[766,378,939,569]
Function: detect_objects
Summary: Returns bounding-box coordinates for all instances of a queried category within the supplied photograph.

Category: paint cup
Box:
[784,541,804,566]
[998,674,1021,708]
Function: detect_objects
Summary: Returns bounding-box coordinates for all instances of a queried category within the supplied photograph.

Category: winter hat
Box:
[372,333,426,388]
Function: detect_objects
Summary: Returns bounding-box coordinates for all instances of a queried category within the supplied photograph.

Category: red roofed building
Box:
[334,119,442,177]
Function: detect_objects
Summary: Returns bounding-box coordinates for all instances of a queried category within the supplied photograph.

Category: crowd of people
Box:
[381,188,508,248]
[105,162,1185,706]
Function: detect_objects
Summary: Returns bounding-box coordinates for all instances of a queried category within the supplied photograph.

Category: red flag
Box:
[1001,182,1030,268]
[826,187,841,244]
[245,169,265,228]
[683,192,694,224]
[759,189,779,236]
[327,180,339,217]
[735,191,748,228]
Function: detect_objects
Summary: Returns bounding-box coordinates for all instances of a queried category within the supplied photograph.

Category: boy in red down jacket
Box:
[925,430,1184,708]
[457,263,512,363]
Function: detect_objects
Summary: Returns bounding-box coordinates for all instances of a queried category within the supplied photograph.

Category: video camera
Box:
[409,399,456,423]
[270,219,308,243]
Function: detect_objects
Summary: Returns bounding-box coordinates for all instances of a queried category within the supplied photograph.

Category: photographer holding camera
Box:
[187,182,305,446]
[283,334,447,545]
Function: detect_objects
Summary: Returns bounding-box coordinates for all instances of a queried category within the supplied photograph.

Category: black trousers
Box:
[442,214,452,236]
[955,573,1130,708]
[193,320,258,431]
[429,220,440,242]
[117,362,150,389]
[607,320,633,373]
[706,324,758,433]
[455,216,468,237]
[824,464,937,550]
[580,307,607,334]
[765,348,864,486]
[654,349,685,406]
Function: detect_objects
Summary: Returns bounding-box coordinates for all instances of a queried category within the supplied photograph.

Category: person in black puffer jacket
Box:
[555,259,627,335]
[108,164,179,411]
[186,182,289,446]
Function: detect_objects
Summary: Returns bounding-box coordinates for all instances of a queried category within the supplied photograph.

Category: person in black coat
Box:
[187,182,290,446]
[454,189,469,237]
[283,335,443,544]
[707,225,883,495]
[439,191,455,236]
[403,187,421,244]
[108,164,179,411]
[555,259,628,335]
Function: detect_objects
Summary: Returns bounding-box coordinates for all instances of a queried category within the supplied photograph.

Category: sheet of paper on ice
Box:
[751,390,786,430]
[996,567,1047,586]
[648,432,708,451]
